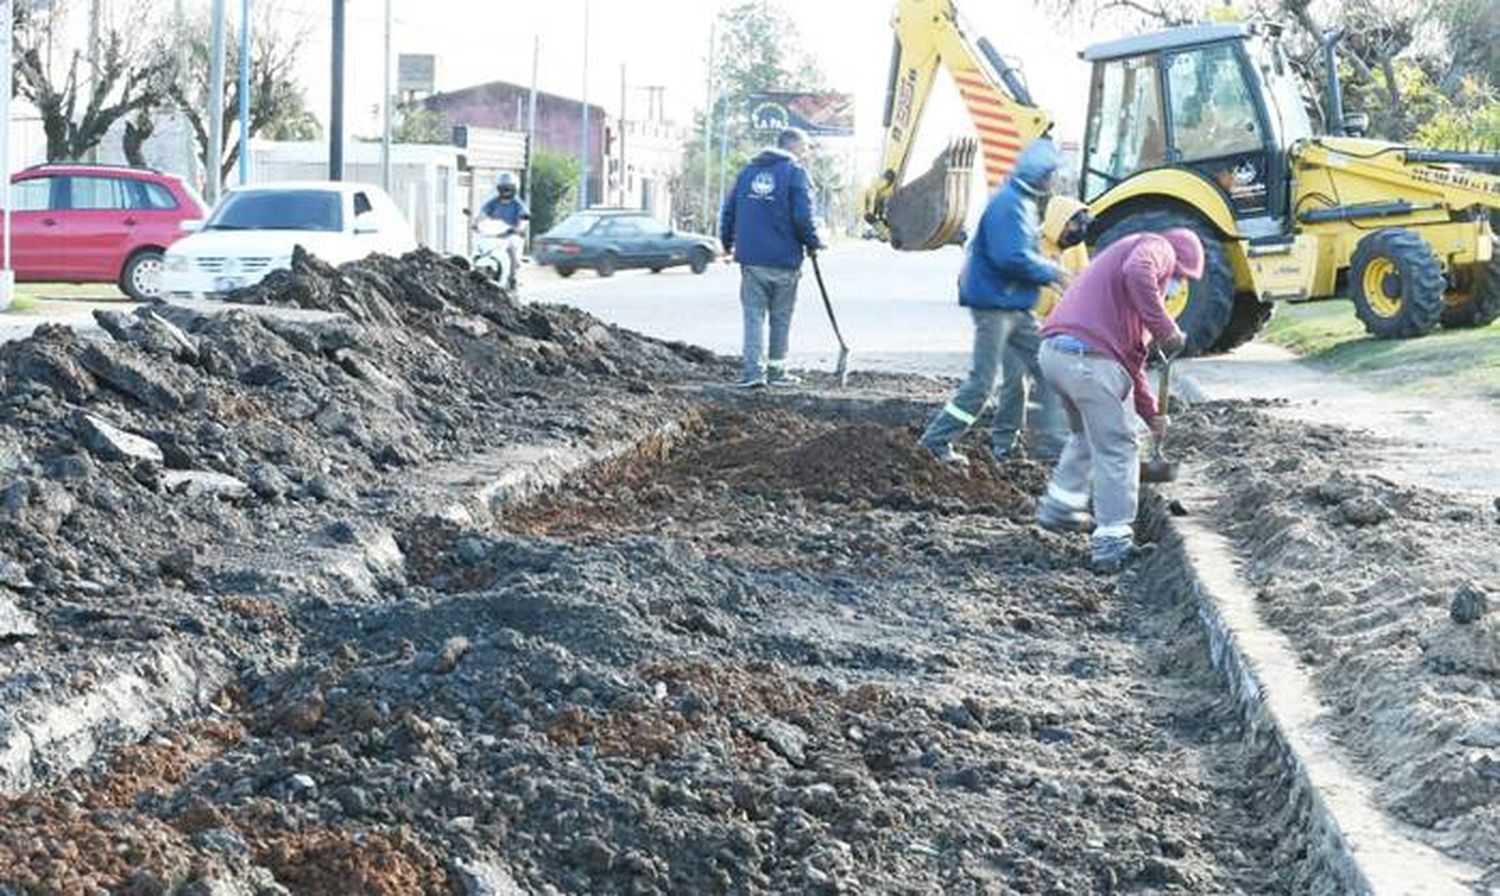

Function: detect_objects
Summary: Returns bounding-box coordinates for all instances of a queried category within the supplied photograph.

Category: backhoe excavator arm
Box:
[864,0,1053,250]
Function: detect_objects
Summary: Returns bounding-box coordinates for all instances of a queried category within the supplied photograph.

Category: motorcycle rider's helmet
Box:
[496,170,519,200]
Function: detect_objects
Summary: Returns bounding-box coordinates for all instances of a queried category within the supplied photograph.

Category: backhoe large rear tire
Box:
[1440,245,1500,329]
[1349,229,1444,339]
[1093,208,1234,357]
[1211,294,1275,353]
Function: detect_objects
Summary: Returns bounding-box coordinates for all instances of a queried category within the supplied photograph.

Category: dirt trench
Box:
[0,398,1348,895]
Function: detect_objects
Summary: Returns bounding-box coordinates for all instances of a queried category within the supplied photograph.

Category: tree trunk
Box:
[122,109,155,167]
[1380,57,1406,139]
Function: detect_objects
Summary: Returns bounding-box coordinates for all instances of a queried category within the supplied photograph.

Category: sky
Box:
[273,0,1131,171]
[51,0,1148,181]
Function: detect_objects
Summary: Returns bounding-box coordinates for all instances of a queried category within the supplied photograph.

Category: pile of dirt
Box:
[507,408,1045,561]
[0,247,720,869]
[1171,400,1500,877]
[0,249,717,605]
[34,399,1326,895]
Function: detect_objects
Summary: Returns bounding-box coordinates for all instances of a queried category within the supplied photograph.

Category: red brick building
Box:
[423,81,609,205]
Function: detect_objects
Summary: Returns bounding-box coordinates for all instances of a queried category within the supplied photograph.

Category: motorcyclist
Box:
[478,171,529,289]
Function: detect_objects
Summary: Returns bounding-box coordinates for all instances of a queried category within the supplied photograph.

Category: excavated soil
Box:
[1170,399,1500,885]
[7,403,1325,895]
[0,243,1426,893]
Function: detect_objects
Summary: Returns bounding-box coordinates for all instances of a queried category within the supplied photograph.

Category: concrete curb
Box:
[420,418,695,528]
[1142,499,1484,895]
[0,640,232,796]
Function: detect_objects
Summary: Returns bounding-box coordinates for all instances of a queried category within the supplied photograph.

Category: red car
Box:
[10,163,208,300]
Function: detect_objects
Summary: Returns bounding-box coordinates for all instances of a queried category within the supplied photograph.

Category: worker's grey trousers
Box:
[740,264,801,382]
[920,308,1055,455]
[1037,339,1140,544]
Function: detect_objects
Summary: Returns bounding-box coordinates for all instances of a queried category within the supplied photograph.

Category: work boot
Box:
[1036,497,1093,533]
[732,376,767,390]
[768,371,803,387]
[923,442,970,468]
[1089,537,1154,574]
[991,440,1022,463]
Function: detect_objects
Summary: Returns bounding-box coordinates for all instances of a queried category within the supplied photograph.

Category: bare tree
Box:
[163,1,317,182]
[13,0,174,161]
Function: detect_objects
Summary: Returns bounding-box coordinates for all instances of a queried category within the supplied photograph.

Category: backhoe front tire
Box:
[1211,294,1274,353]
[1440,244,1500,329]
[1349,229,1444,339]
[1093,208,1235,357]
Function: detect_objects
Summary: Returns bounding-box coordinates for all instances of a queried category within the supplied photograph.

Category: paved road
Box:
[524,241,976,379]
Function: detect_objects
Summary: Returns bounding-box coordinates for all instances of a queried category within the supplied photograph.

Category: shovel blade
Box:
[1139,458,1180,483]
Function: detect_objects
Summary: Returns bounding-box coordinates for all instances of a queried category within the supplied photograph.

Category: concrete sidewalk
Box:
[1181,342,1500,496]
[0,298,138,345]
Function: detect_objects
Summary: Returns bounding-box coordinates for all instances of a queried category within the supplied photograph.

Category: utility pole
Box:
[207,0,227,203]
[578,0,590,211]
[238,0,251,185]
[700,18,715,228]
[618,63,626,207]
[86,0,100,161]
[2,0,14,309]
[716,93,730,214]
[330,0,346,180]
[524,35,538,202]
[380,0,391,190]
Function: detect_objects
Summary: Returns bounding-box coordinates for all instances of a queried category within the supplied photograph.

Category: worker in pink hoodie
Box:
[1035,228,1200,573]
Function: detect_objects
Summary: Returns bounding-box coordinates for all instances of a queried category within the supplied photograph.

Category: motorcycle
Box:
[472,218,523,290]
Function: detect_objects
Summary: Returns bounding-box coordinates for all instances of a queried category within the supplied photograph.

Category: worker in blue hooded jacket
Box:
[719,127,824,388]
[919,137,1070,467]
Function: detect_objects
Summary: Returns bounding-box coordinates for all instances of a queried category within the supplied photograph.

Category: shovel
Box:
[1140,348,1179,484]
[809,253,850,387]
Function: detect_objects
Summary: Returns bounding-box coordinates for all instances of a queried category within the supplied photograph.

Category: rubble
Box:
[0,594,36,641]
[0,246,1414,892]
[75,412,165,464]
[1451,583,1490,625]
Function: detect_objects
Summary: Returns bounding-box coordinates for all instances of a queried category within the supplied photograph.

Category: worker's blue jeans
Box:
[739,264,801,382]
[993,339,1068,458]
[921,308,1061,457]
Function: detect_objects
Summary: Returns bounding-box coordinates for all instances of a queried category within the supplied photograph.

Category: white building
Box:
[246,140,464,254]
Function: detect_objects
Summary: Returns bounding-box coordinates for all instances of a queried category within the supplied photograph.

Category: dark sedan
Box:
[533,209,722,278]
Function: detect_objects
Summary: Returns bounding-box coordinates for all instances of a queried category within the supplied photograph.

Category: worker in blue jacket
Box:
[919,137,1070,466]
[719,127,825,388]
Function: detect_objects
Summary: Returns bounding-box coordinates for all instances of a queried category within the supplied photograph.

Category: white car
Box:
[161,181,417,299]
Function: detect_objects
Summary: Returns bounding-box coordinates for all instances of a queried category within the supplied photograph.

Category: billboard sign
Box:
[398,54,436,94]
[747,91,854,138]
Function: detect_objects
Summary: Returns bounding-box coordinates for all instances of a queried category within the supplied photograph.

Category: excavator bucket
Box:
[884,139,977,251]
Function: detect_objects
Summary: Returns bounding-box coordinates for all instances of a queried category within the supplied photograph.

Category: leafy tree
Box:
[1416,78,1500,150]
[679,1,835,232]
[392,104,451,144]
[14,0,174,161]
[529,149,581,236]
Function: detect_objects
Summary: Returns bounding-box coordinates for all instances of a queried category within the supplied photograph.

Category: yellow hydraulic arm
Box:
[864,0,1052,250]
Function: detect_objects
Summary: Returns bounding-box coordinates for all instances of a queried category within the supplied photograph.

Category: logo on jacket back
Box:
[750,171,776,200]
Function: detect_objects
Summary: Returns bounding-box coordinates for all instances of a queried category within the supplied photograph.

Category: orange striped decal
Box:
[976,127,1022,148]
[954,70,1030,186]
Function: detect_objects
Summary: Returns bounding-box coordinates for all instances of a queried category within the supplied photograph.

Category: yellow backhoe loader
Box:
[865,0,1500,354]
